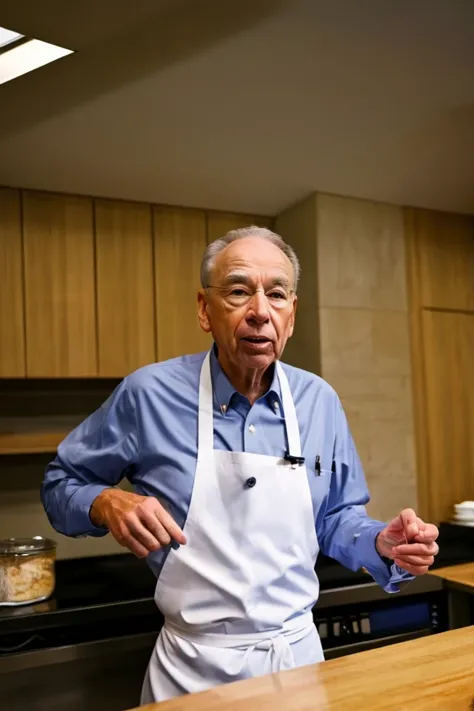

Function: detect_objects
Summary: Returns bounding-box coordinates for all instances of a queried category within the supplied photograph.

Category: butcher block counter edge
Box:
[129,626,474,711]
[428,562,474,592]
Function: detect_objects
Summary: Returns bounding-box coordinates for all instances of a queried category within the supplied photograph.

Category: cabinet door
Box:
[0,188,25,377]
[95,200,155,376]
[23,191,97,377]
[415,209,474,311]
[154,207,211,361]
[421,309,474,521]
[207,212,273,242]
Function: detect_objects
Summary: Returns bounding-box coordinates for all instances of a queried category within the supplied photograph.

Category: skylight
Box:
[0,27,73,85]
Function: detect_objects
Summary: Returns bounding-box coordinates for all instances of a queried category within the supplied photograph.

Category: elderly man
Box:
[41,226,439,704]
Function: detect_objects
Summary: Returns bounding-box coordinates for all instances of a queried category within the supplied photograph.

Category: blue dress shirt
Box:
[41,347,412,593]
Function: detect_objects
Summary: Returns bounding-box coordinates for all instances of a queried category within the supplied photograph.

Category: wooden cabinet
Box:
[0,188,25,377]
[0,192,275,383]
[207,212,273,242]
[421,310,474,521]
[95,200,155,376]
[154,207,211,361]
[406,207,474,522]
[411,208,474,311]
[22,191,97,377]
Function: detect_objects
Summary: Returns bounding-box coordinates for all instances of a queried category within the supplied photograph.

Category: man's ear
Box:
[197,290,212,333]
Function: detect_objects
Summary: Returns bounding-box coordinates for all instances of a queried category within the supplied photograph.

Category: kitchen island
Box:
[129,626,474,711]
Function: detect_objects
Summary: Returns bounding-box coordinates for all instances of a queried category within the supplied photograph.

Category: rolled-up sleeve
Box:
[317,397,414,594]
[40,379,139,538]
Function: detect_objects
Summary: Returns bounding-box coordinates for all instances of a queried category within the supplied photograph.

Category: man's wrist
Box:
[375,530,393,561]
[89,488,114,527]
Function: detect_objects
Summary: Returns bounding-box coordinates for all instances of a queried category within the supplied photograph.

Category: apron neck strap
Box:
[276,362,301,457]
[198,351,215,453]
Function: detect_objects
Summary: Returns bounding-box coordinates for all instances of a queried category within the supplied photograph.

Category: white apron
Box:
[141,352,324,703]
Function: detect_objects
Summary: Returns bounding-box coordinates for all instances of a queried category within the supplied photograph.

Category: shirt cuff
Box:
[69,484,110,538]
[354,524,415,593]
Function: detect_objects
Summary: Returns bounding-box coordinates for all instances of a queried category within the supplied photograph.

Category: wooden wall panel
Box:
[406,207,474,522]
[95,200,155,376]
[0,188,25,377]
[154,207,211,361]
[421,310,474,521]
[207,212,273,242]
[415,209,474,311]
[23,191,97,377]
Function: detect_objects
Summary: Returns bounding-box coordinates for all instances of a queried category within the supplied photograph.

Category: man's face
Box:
[198,236,297,372]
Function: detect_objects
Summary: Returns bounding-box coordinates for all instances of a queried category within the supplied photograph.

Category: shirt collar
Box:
[209,344,282,415]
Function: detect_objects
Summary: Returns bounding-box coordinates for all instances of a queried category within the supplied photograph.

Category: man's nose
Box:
[246,290,270,322]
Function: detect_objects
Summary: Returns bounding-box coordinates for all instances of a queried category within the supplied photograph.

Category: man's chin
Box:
[238,351,275,369]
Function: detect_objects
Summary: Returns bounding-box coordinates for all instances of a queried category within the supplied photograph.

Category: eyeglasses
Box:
[205,284,295,309]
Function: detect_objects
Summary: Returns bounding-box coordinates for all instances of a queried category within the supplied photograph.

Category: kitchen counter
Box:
[130,626,474,711]
[429,562,474,593]
[429,562,474,629]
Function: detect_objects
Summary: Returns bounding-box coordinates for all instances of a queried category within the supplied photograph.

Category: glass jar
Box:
[0,537,56,606]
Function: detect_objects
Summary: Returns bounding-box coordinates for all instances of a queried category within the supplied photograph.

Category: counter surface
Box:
[130,626,474,711]
[429,562,474,592]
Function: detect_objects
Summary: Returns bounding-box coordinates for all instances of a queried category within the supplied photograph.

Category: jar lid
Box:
[0,537,56,557]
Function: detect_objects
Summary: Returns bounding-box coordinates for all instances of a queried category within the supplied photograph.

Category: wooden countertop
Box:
[130,626,474,711]
[429,563,474,591]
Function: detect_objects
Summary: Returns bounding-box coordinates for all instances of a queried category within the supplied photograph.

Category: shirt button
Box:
[273,401,279,410]
[248,424,256,434]
[245,477,257,488]
[221,404,227,414]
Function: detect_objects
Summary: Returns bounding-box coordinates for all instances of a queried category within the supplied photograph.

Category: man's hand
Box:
[90,489,186,558]
[376,508,439,576]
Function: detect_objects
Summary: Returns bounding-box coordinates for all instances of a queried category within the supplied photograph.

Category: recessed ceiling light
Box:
[0,27,73,85]
[0,27,24,48]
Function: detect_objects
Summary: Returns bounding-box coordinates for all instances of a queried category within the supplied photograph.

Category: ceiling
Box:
[0,0,473,216]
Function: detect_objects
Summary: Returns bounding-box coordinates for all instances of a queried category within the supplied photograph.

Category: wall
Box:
[276,193,417,523]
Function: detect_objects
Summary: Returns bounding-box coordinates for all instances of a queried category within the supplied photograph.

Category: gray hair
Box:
[201,226,300,291]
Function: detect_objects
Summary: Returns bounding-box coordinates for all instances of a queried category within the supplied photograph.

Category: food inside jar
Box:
[0,551,55,604]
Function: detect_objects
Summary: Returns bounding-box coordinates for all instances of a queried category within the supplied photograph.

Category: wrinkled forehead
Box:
[212,237,294,285]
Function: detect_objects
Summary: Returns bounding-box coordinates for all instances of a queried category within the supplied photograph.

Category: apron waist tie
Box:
[164,611,314,675]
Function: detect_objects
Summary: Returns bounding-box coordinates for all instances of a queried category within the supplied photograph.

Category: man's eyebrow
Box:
[219,273,292,289]
[269,276,290,289]
[220,272,253,287]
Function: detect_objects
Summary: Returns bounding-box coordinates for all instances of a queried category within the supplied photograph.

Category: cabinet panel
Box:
[23,191,97,377]
[154,207,210,361]
[95,200,155,376]
[207,212,273,242]
[0,188,25,377]
[421,309,474,521]
[414,209,474,311]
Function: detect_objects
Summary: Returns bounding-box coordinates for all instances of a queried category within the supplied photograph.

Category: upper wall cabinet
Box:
[23,191,97,377]
[154,207,211,361]
[207,212,273,242]
[0,188,25,377]
[95,200,155,377]
[409,208,474,311]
